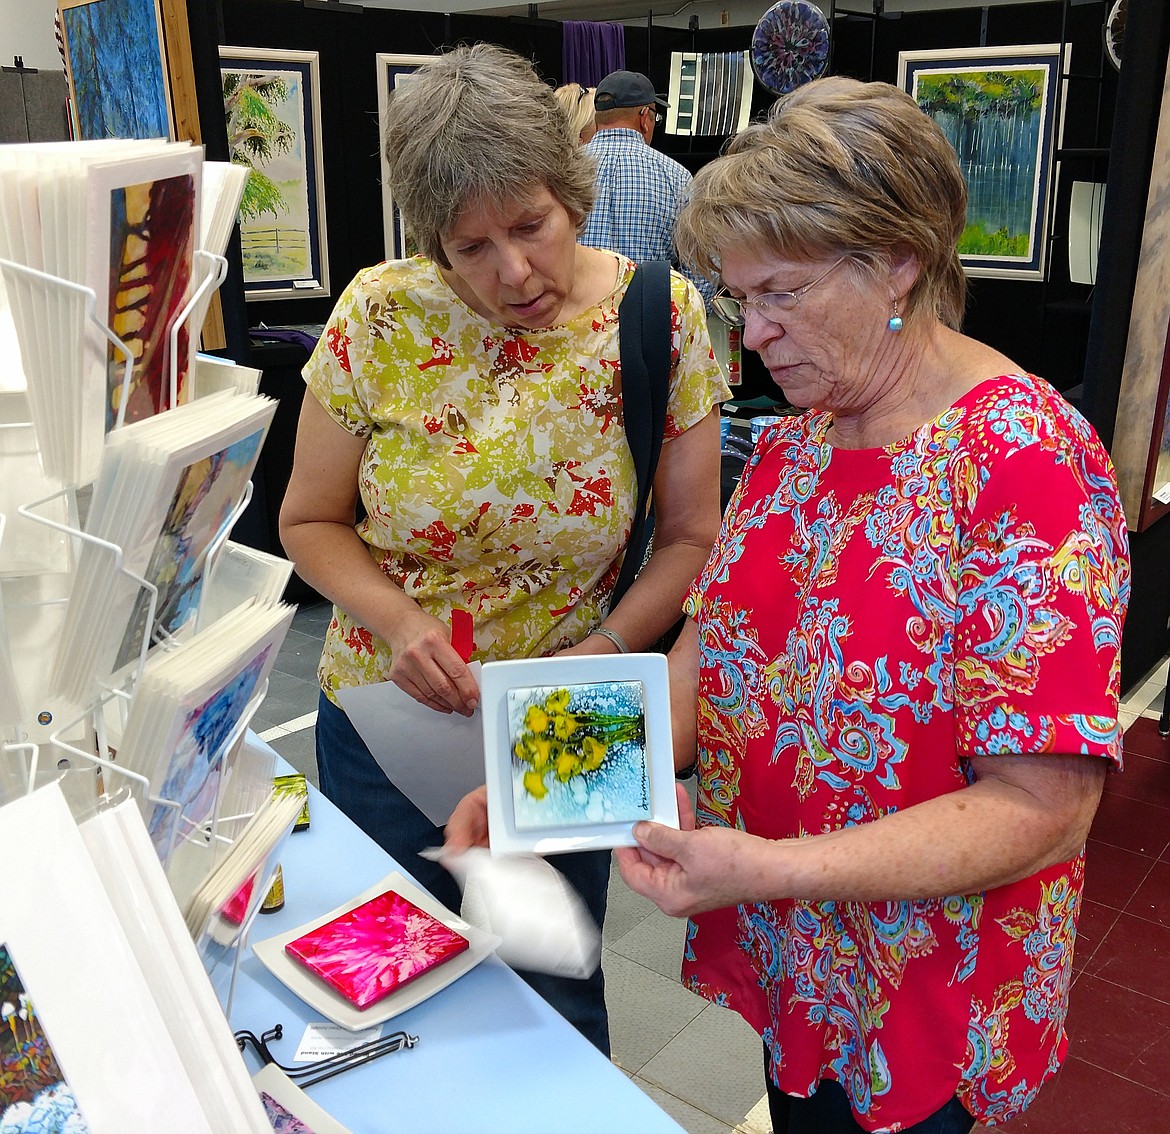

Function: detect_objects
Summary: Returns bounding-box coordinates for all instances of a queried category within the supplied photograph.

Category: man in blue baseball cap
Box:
[580,70,714,305]
[591,69,669,114]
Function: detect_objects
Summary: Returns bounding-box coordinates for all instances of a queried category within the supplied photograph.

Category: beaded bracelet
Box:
[591,626,629,654]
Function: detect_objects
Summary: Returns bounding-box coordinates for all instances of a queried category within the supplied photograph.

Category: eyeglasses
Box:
[639,106,663,124]
[711,257,848,326]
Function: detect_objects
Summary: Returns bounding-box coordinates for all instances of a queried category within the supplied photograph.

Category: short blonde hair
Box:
[554,82,595,144]
[676,76,968,329]
[382,44,596,266]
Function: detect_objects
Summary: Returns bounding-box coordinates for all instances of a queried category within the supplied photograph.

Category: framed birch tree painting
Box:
[220,47,329,300]
[898,44,1068,281]
[376,54,437,261]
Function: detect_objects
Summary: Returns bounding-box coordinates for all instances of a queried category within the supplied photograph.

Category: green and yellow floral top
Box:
[304,254,728,702]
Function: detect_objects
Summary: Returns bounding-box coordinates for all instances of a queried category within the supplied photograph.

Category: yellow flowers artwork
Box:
[506,681,651,831]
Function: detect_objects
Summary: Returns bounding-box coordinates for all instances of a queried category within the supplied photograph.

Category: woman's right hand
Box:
[386,607,480,716]
[443,785,490,851]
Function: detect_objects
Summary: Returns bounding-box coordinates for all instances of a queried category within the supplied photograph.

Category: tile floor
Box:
[257,600,1170,1134]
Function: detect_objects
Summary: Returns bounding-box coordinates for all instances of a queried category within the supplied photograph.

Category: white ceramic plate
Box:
[251,871,500,1030]
[480,653,679,855]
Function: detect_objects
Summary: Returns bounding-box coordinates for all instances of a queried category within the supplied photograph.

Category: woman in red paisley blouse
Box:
[449,76,1131,1132]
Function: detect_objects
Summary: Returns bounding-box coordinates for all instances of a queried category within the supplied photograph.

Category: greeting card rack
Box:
[13,478,270,963]
[0,249,227,425]
[0,249,278,1009]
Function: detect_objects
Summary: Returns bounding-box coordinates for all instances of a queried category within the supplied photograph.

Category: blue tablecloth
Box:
[229,753,685,1134]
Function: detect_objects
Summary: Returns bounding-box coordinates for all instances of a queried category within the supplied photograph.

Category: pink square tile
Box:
[285,888,468,1008]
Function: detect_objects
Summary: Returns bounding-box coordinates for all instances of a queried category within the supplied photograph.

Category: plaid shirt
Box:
[580,128,715,305]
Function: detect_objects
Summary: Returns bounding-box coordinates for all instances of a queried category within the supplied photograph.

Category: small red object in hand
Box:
[450,609,474,662]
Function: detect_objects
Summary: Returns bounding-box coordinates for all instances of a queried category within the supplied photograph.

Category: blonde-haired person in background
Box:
[554,81,596,145]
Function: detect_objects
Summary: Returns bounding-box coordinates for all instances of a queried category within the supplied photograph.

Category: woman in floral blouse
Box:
[451,76,1131,1129]
[279,43,728,1055]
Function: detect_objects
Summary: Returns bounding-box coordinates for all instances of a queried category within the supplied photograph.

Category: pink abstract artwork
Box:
[284,889,469,1009]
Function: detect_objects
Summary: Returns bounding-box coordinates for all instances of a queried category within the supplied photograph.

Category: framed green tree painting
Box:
[220,46,329,300]
[898,44,1069,281]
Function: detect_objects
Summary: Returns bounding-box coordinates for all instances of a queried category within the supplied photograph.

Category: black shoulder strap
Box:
[613,260,672,606]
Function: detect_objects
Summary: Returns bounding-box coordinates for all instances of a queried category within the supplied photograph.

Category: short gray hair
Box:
[676,76,968,329]
[382,44,596,266]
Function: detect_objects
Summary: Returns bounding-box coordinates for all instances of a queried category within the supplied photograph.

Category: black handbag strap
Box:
[613,260,672,605]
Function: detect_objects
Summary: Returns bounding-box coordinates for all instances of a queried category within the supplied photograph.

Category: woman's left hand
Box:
[614,783,774,917]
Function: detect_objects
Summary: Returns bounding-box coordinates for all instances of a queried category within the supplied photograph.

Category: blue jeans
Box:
[766,1055,974,1134]
[315,691,611,1055]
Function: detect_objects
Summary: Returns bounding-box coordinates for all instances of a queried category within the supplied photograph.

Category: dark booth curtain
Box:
[562,21,625,87]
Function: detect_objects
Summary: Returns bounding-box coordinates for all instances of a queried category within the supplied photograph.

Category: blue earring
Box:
[888,300,903,333]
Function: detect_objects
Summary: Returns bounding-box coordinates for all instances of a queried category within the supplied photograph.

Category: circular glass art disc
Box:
[751,0,831,96]
[1104,0,1126,72]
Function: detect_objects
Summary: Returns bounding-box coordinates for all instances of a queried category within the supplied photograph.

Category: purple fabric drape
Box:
[562,21,626,87]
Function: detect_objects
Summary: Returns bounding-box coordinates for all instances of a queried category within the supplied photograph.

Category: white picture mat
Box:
[0,271,27,394]
[51,391,275,703]
[480,653,678,855]
[79,798,273,1132]
[1068,180,1106,285]
[118,601,295,860]
[0,783,213,1133]
[199,539,292,625]
[251,870,500,1031]
[336,661,483,827]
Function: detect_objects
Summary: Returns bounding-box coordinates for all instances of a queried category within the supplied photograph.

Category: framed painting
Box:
[897,44,1068,281]
[58,0,173,140]
[220,47,329,300]
[479,654,679,855]
[1138,323,1170,531]
[376,53,437,261]
[1109,57,1170,532]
